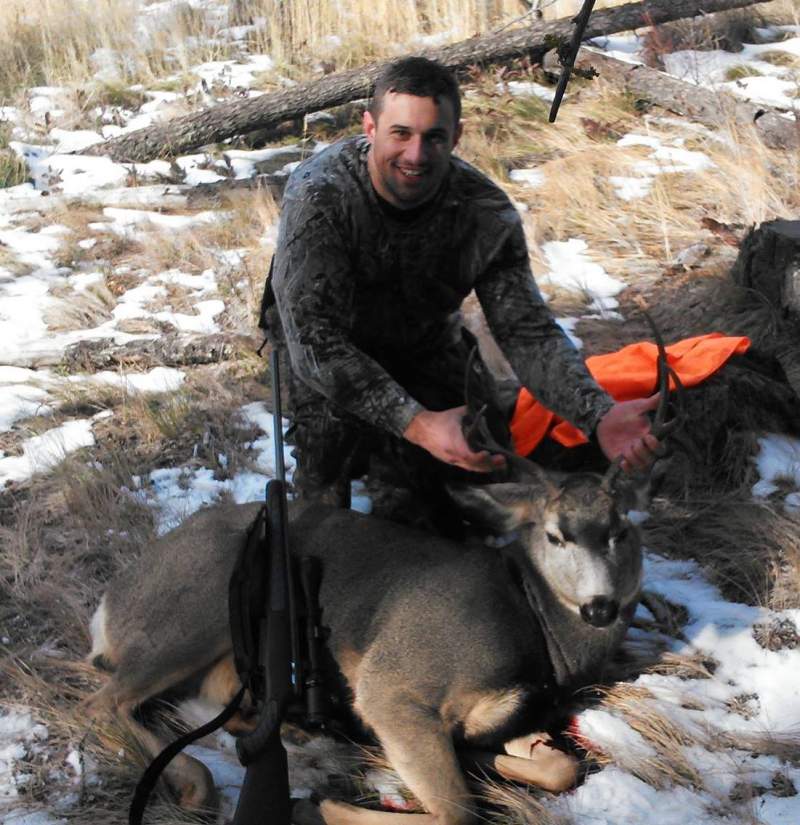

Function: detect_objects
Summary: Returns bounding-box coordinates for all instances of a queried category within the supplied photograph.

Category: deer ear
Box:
[447,483,543,533]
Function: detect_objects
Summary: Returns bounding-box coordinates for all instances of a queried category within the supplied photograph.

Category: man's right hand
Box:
[403,406,507,473]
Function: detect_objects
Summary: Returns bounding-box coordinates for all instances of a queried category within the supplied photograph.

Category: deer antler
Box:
[602,309,685,492]
[461,347,549,481]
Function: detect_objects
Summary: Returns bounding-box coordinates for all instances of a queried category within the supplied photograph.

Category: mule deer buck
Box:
[87,460,649,825]
[88,327,679,824]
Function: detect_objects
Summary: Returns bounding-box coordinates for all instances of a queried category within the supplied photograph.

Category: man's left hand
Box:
[595,394,663,473]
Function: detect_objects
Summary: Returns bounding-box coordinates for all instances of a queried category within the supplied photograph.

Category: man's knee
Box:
[291,410,363,509]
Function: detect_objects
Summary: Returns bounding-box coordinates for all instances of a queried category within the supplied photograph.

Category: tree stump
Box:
[732,220,800,317]
[731,219,800,396]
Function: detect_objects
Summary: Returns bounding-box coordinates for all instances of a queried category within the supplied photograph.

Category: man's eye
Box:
[546,532,565,548]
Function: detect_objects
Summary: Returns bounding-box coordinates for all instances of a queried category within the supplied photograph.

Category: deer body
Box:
[88,474,641,825]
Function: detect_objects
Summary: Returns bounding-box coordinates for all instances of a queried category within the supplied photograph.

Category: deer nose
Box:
[580,597,619,628]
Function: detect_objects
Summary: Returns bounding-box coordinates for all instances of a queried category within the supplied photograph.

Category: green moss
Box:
[0,143,28,188]
[149,73,198,93]
[724,64,764,81]
[757,50,800,69]
[508,94,549,123]
[89,82,148,110]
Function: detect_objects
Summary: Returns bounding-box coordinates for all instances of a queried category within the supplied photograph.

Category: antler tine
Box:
[464,345,480,418]
[603,308,684,492]
[643,309,671,433]
[641,309,685,441]
[461,347,549,481]
[601,455,624,494]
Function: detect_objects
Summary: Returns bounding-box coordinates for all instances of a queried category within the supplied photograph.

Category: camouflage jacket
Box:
[272,135,614,439]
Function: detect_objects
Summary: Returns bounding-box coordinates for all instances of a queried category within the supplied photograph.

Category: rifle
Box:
[128,349,328,824]
[232,348,301,825]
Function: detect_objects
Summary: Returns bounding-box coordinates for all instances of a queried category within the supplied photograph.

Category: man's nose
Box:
[402,135,427,165]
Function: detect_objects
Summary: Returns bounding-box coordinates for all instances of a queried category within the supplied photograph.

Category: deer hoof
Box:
[176,763,218,813]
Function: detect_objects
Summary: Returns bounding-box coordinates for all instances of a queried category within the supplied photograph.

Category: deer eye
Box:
[546,532,566,548]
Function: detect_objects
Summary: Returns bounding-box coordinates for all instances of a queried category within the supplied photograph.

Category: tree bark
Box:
[576,48,800,150]
[82,0,773,163]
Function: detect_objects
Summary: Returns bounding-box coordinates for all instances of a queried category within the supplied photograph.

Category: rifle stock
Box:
[232,349,297,824]
[233,480,293,824]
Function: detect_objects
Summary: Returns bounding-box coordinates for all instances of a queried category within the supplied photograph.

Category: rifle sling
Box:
[128,506,271,825]
[128,685,246,825]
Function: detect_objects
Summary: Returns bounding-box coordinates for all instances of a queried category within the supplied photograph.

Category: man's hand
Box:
[595,394,663,473]
[403,406,507,473]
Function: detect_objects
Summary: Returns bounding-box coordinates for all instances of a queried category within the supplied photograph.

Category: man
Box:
[265,56,659,520]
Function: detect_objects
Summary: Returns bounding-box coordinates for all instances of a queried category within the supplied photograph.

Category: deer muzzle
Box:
[579,596,619,628]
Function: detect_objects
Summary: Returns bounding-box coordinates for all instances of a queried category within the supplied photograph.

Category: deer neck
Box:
[514,553,627,689]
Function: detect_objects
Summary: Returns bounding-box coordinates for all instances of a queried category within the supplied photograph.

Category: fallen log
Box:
[82,0,773,163]
[185,172,287,207]
[576,47,800,150]
[0,333,258,372]
[0,184,190,215]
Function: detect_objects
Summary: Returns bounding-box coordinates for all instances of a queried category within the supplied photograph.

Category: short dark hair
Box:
[369,57,461,123]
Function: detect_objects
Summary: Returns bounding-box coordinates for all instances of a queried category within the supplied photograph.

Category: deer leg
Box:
[293,799,437,824]
[87,680,217,811]
[460,745,577,793]
[198,653,257,735]
[357,686,477,825]
[504,730,578,790]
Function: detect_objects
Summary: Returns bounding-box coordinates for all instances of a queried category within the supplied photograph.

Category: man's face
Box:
[363,91,462,210]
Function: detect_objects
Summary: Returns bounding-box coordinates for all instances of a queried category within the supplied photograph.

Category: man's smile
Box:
[396,165,426,178]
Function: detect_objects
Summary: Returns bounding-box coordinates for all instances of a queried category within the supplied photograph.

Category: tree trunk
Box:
[82,0,773,163]
[576,48,800,150]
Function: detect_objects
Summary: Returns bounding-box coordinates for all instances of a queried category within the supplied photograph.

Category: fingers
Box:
[620,434,663,474]
[636,392,661,412]
[452,449,507,474]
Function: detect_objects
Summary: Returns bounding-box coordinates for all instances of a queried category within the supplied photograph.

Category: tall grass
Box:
[0,0,637,101]
[0,0,227,101]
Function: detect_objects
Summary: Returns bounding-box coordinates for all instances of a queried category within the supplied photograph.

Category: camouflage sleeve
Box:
[273,202,425,438]
[475,219,614,437]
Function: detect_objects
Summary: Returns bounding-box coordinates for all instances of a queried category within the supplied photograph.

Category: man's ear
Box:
[452,120,463,150]
[363,109,377,143]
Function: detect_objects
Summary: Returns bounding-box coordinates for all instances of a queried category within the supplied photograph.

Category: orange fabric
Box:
[510,333,751,456]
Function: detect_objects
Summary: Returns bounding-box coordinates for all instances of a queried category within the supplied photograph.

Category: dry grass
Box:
[644,493,800,610]
[0,0,688,101]
[585,685,704,789]
[123,187,278,328]
[457,74,800,303]
[481,780,575,825]
[0,363,268,823]
[237,0,525,71]
[0,0,232,101]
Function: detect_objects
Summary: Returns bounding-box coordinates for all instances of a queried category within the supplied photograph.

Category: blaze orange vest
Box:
[510,333,751,456]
